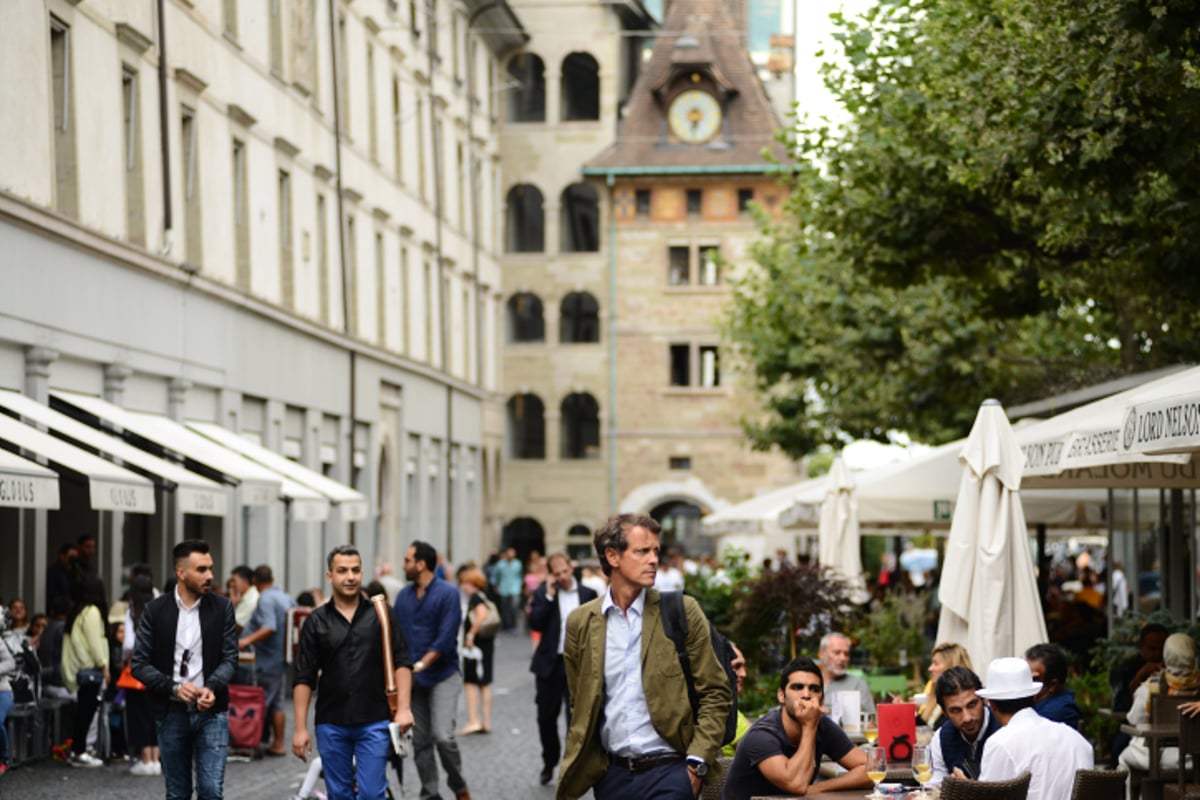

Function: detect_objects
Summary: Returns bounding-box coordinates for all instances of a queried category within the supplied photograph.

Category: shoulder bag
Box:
[371,594,400,714]
[474,597,501,640]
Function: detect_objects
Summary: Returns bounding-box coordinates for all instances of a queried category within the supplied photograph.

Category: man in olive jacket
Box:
[557,514,731,800]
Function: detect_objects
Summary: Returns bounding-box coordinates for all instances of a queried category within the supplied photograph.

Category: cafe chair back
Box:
[1070,768,1128,800]
[699,755,734,800]
[940,771,1031,800]
[1163,709,1200,800]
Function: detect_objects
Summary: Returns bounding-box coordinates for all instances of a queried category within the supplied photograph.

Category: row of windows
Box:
[507,292,600,343]
[506,52,600,123]
[506,183,599,253]
[507,393,600,460]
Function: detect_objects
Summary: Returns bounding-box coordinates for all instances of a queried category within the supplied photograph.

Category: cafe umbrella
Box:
[818,456,870,604]
[936,400,1047,670]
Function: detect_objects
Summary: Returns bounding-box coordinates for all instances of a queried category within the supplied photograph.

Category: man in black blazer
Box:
[529,552,598,785]
[132,539,238,799]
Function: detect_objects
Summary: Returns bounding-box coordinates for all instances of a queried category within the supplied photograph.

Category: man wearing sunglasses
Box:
[132,539,239,799]
[721,656,870,800]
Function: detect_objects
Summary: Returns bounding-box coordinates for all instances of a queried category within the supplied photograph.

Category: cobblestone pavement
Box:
[2,630,564,800]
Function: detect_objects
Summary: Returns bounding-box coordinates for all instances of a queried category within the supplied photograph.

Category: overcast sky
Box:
[791,0,875,125]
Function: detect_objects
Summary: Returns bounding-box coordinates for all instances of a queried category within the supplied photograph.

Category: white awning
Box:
[0,391,227,517]
[188,421,370,521]
[0,413,154,513]
[50,392,326,517]
[0,448,60,509]
[1120,387,1200,456]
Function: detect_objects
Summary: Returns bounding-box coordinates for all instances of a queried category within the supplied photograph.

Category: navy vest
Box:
[938,711,1001,778]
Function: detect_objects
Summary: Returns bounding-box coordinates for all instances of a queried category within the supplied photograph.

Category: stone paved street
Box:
[2,630,563,800]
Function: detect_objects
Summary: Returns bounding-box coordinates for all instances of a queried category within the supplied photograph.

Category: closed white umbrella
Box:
[937,400,1047,669]
[818,457,869,603]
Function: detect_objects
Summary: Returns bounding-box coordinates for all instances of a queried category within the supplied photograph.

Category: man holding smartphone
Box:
[293,545,415,800]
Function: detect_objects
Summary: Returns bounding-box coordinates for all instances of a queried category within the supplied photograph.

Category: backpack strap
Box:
[660,591,698,720]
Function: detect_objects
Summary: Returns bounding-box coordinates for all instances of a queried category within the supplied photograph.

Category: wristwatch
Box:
[687,757,708,778]
[414,660,425,673]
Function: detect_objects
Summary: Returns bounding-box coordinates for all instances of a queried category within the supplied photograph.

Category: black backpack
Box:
[659,591,739,746]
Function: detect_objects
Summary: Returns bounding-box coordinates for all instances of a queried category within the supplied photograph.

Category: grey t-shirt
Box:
[826,672,876,713]
[722,708,854,800]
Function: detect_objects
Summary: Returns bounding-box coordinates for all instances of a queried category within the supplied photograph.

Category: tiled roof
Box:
[586,0,787,172]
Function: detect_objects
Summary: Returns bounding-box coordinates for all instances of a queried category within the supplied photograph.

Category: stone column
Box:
[22,347,57,608]
[103,363,132,405]
[167,377,191,422]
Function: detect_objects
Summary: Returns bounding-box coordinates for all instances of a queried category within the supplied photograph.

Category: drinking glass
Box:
[865,744,888,799]
[862,711,879,745]
[912,744,933,798]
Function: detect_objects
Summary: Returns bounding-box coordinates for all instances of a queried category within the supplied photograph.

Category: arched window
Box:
[560,183,599,252]
[501,517,546,564]
[507,292,545,342]
[561,392,599,460]
[560,52,600,121]
[506,53,546,122]
[506,393,545,459]
[559,292,599,343]
[506,184,544,252]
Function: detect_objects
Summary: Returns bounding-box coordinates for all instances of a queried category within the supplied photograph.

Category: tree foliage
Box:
[728,0,1200,457]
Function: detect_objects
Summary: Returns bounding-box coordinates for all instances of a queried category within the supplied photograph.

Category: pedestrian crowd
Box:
[0,519,1188,800]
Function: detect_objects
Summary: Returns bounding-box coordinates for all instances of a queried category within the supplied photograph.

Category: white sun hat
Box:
[975,657,1043,700]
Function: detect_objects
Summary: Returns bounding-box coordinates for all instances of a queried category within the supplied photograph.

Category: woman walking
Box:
[61,575,109,768]
[458,569,495,735]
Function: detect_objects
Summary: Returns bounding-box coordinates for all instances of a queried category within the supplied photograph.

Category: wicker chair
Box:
[1163,707,1200,800]
[940,772,1032,800]
[699,755,735,800]
[1070,768,1128,800]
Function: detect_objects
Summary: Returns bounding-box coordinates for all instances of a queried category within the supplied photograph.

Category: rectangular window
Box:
[416,99,427,201]
[428,0,439,60]
[223,0,238,38]
[345,214,358,334]
[669,456,692,471]
[392,77,403,182]
[366,43,378,159]
[181,106,202,267]
[668,245,690,286]
[635,189,651,218]
[317,193,330,324]
[400,245,410,353]
[686,189,702,217]
[375,232,386,344]
[669,344,690,387]
[486,58,495,120]
[337,14,349,132]
[451,10,460,82]
[50,17,78,218]
[409,0,420,38]
[122,65,145,246]
[699,345,720,387]
[269,0,284,76]
[434,119,445,218]
[232,139,250,290]
[456,141,465,228]
[279,169,293,308]
[699,245,721,286]
[738,188,755,213]
[424,260,434,362]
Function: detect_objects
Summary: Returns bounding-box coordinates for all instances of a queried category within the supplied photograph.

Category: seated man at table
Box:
[976,658,1092,800]
[1025,642,1081,729]
[927,666,1001,786]
[819,632,876,715]
[722,657,869,800]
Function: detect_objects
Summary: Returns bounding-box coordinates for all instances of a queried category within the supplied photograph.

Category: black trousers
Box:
[535,655,570,770]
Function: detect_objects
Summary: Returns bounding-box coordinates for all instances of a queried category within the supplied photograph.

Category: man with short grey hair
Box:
[818,632,875,715]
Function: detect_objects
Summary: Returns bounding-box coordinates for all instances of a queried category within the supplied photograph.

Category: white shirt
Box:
[927,706,993,786]
[979,707,1092,800]
[174,587,205,687]
[600,588,675,757]
[555,582,580,656]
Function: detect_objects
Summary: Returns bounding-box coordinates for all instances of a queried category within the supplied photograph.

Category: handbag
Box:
[474,597,501,640]
[371,594,400,714]
[117,664,146,691]
[77,667,104,688]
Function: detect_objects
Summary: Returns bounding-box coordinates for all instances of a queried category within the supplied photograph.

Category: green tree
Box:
[728,0,1200,457]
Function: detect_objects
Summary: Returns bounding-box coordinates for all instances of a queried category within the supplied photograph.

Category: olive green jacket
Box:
[556,588,732,800]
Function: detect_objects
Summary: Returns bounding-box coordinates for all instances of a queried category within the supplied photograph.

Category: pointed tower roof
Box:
[585,0,787,173]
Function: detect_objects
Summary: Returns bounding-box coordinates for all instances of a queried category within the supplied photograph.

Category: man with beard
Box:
[721,656,869,800]
[927,666,1001,785]
[293,545,414,800]
[132,539,238,799]
[395,541,471,800]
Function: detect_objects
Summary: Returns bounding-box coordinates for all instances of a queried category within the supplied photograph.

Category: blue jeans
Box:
[316,720,391,800]
[157,709,228,800]
[0,690,12,762]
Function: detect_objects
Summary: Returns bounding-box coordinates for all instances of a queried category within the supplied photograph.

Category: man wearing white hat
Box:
[975,657,1092,800]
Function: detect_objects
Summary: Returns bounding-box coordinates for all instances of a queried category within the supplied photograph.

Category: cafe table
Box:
[1119,721,1180,780]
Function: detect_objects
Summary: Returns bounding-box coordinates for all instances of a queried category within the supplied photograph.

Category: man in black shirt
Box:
[293,545,414,800]
[722,657,870,800]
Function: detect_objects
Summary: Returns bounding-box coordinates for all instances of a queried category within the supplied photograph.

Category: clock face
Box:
[668,90,722,144]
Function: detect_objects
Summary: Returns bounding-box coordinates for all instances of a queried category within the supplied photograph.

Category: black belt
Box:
[609,752,684,772]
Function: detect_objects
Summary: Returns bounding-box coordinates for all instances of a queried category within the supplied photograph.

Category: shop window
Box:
[507,293,545,342]
[506,184,544,252]
[506,393,545,459]
[560,52,599,121]
[561,183,599,252]
[506,52,545,122]
[560,292,599,343]
[561,393,600,459]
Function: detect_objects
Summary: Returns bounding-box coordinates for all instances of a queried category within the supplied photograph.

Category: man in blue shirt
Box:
[492,547,523,631]
[395,541,471,800]
[238,564,296,755]
[1025,643,1081,729]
